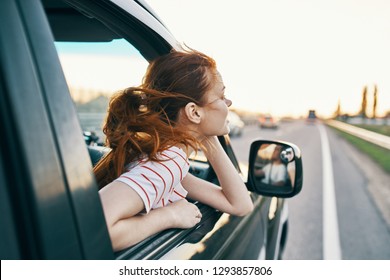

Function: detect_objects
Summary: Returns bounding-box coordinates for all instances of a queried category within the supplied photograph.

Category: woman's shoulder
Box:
[160,145,188,162]
[125,146,189,170]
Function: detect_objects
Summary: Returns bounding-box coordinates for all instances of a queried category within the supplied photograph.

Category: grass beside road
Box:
[330,127,390,174]
[354,124,390,137]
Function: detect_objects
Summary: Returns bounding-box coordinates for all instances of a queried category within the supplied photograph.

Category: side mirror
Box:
[247,140,303,198]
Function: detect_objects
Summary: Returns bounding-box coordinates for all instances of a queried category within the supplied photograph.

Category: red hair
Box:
[94,49,217,189]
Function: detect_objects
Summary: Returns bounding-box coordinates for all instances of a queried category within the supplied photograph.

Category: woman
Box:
[95,48,253,251]
[258,145,288,186]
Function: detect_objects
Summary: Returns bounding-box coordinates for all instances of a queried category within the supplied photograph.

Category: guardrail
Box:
[326,120,390,150]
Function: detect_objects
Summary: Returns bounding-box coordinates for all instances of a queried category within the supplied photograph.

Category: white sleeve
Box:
[115,146,189,212]
[115,167,159,213]
[273,165,287,182]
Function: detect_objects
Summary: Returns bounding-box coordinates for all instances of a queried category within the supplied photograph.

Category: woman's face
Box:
[199,70,232,136]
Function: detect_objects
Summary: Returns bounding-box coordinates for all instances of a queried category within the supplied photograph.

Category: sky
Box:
[145,0,390,118]
[59,0,390,118]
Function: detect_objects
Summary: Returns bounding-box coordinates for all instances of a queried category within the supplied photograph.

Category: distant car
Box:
[228,111,245,137]
[306,110,317,124]
[259,114,279,129]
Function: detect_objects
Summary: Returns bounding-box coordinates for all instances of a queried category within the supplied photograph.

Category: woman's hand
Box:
[166,199,202,228]
[200,135,220,152]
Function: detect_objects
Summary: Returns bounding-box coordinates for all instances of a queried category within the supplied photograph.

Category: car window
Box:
[55,39,214,180]
[55,40,149,144]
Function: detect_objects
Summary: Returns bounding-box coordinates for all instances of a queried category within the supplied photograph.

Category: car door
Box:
[0,0,113,259]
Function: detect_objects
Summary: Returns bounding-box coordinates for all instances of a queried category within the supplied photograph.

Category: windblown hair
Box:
[94,48,217,189]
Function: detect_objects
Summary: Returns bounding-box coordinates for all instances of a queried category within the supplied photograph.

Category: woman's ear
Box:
[184,102,202,124]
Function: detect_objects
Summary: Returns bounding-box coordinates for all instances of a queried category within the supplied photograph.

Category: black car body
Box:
[306,110,318,124]
[0,0,302,260]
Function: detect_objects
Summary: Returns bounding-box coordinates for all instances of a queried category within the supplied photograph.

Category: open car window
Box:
[55,40,148,143]
[56,40,215,180]
[49,0,216,176]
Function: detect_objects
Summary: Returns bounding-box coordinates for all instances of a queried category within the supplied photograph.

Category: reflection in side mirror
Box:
[247,140,303,198]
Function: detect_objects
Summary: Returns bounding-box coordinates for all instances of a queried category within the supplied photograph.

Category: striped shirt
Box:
[115,146,190,213]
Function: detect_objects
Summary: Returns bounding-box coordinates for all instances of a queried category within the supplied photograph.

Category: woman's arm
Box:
[99,181,201,251]
[183,136,254,216]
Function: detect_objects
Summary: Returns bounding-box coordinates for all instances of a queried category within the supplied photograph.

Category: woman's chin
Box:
[220,127,230,136]
[205,126,230,137]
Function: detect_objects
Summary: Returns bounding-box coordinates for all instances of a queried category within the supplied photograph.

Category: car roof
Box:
[42,0,181,61]
[42,0,166,29]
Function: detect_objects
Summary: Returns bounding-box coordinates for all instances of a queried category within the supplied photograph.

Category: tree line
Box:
[334,84,386,119]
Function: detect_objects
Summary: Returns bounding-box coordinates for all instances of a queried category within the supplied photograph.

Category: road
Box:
[230,121,390,260]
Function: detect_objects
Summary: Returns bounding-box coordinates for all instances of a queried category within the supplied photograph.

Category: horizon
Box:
[71,88,389,120]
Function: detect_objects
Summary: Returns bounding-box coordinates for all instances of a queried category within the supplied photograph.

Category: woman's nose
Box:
[225,98,232,107]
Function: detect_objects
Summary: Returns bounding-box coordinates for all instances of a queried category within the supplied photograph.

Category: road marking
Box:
[318,124,342,260]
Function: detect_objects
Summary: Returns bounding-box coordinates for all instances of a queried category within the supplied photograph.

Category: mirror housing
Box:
[247,140,303,198]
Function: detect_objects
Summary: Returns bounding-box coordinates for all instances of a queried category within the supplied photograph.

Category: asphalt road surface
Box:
[230,120,390,260]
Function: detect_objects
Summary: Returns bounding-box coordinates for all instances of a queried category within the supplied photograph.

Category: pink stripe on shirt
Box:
[141,165,166,204]
[174,189,186,199]
[157,161,174,193]
[170,149,190,166]
[162,153,183,181]
[121,175,151,210]
[141,173,158,205]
